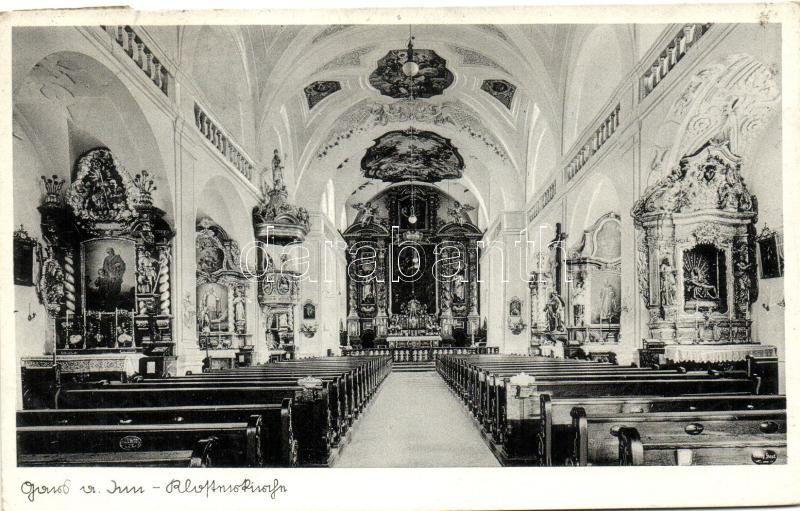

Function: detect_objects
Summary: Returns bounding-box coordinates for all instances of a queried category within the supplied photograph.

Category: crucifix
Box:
[548,223,568,296]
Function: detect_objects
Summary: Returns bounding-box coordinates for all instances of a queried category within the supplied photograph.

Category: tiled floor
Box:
[333,372,500,468]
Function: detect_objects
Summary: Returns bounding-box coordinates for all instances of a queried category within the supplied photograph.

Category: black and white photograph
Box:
[2,4,799,510]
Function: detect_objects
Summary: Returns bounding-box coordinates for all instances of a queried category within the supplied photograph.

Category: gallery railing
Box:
[342,346,499,362]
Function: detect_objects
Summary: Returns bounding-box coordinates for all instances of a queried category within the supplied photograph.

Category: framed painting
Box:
[82,238,137,313]
[197,282,229,333]
[303,301,316,320]
[758,231,784,279]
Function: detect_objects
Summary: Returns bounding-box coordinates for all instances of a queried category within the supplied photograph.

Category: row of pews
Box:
[17,356,391,467]
[438,354,786,466]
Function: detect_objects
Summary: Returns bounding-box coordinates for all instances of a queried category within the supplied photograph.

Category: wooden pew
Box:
[18,416,263,467]
[55,385,331,465]
[18,437,219,467]
[17,399,296,467]
[570,407,786,466]
[437,355,768,465]
[616,425,787,465]
[538,394,786,465]
[103,375,350,443]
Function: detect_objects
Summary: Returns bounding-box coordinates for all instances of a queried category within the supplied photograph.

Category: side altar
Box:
[632,142,776,367]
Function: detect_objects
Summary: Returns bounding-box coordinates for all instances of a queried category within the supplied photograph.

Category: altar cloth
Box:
[663,343,777,363]
[386,335,442,348]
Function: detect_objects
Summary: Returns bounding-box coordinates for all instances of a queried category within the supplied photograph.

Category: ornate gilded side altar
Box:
[632,141,773,363]
[196,218,253,364]
[35,149,175,371]
[27,148,176,378]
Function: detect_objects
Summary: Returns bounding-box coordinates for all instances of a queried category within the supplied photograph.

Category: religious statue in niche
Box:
[452,272,467,304]
[361,279,376,313]
[683,245,725,307]
[83,239,136,313]
[38,244,65,314]
[136,247,158,294]
[232,286,247,334]
[544,292,565,332]
[659,258,676,307]
[570,271,586,327]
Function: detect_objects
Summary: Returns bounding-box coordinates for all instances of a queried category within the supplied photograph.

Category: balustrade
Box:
[343,346,499,360]
[564,103,620,183]
[101,25,170,96]
[193,103,256,182]
[527,178,557,224]
[640,23,713,98]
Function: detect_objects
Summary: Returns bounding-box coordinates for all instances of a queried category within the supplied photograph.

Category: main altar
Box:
[342,185,483,346]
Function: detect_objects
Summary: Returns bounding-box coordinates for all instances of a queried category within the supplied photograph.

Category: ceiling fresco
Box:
[304,80,341,109]
[368,48,455,99]
[481,79,517,109]
[360,128,464,182]
[315,99,510,163]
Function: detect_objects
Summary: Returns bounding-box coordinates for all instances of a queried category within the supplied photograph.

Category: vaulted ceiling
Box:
[176,24,600,229]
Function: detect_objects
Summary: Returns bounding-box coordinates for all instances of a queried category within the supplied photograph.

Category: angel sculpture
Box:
[447,201,475,225]
[352,201,378,226]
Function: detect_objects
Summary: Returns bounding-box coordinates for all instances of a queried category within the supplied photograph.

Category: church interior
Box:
[12,22,787,468]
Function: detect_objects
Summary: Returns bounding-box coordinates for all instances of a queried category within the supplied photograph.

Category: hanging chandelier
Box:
[404,27,419,226]
[402,36,419,78]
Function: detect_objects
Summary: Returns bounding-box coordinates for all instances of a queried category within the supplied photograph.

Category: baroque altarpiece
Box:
[633,142,776,366]
[196,218,252,368]
[342,186,482,346]
[529,216,622,362]
[23,148,175,377]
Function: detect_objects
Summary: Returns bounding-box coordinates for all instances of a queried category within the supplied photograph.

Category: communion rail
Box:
[342,346,499,362]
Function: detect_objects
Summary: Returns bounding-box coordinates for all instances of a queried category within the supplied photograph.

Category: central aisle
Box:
[333,371,500,468]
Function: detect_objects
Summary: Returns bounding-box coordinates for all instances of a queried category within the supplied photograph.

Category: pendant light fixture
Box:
[402,35,420,79]
[405,26,418,227]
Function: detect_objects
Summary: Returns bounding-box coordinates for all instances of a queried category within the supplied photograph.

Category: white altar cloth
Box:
[386,335,441,348]
[664,344,777,363]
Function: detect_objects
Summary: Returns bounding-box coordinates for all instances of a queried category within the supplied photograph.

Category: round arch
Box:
[13,49,174,224]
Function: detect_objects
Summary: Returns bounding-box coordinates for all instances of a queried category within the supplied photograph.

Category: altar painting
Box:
[82,238,136,313]
[197,282,229,333]
[589,270,620,324]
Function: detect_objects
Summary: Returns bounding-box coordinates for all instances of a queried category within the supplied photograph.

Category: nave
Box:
[334,372,499,468]
[11,21,788,472]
